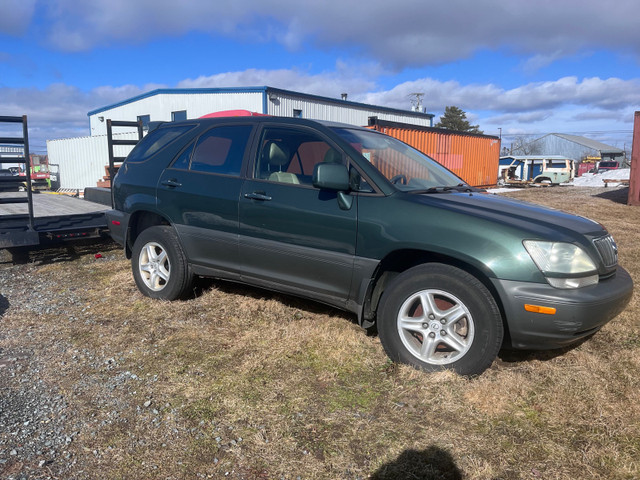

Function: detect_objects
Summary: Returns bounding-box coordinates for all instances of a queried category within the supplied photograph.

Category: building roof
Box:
[87,86,434,121]
[537,133,623,154]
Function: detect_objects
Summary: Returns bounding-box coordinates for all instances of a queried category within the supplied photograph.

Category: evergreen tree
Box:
[435,106,483,134]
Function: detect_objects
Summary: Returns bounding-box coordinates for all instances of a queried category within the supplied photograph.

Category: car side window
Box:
[171,142,194,170]
[188,125,252,176]
[255,127,343,186]
[126,124,196,164]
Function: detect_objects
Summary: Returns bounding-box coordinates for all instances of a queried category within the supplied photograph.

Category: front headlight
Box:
[523,240,598,289]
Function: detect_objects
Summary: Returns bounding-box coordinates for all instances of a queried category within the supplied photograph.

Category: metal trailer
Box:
[0,115,135,251]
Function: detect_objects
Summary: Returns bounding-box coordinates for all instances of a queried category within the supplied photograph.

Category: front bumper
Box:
[105,209,130,247]
[492,267,633,349]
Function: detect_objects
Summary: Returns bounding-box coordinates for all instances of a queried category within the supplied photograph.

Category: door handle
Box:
[161,179,182,188]
[244,192,272,201]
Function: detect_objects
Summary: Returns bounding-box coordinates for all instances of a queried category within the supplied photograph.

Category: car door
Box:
[156,123,254,275]
[239,124,358,307]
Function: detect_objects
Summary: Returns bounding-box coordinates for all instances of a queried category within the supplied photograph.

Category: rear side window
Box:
[187,125,253,176]
[126,124,196,163]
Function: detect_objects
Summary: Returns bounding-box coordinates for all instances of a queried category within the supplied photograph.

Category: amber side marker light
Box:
[524,304,557,315]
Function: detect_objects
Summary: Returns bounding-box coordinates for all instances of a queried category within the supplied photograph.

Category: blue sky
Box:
[1,0,639,154]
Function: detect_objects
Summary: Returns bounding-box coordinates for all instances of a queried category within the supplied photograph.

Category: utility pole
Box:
[408,93,425,113]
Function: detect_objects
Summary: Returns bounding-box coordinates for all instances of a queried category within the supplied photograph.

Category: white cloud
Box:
[0,82,164,150]
[25,0,640,69]
[361,76,640,116]
[485,111,555,126]
[2,69,637,152]
[522,51,566,74]
[176,67,378,99]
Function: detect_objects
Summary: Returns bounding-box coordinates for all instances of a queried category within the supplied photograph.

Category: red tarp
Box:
[199,110,268,118]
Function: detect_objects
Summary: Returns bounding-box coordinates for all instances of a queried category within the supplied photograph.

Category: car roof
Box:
[162,115,373,133]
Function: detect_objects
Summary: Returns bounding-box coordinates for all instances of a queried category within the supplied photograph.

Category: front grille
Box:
[593,234,618,268]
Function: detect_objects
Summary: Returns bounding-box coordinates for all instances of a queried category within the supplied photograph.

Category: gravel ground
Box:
[0,241,119,480]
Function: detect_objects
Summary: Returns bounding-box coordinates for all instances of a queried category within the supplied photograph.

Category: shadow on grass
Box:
[371,447,462,480]
[594,186,629,204]
[192,276,353,320]
[3,237,119,266]
[497,334,592,366]
[192,277,589,371]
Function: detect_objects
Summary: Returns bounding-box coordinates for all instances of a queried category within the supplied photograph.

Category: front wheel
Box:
[131,225,193,300]
[377,263,503,376]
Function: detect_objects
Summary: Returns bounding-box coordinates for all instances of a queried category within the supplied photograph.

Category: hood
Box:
[402,191,604,240]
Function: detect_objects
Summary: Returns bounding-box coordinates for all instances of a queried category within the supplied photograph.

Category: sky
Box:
[0,0,639,155]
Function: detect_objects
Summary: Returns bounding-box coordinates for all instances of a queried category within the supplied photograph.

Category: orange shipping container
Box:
[367,118,501,187]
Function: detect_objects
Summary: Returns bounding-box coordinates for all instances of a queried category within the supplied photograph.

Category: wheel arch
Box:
[534,176,552,184]
[360,249,509,339]
[125,210,172,258]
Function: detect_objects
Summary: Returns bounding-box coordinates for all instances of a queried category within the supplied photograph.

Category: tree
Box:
[435,106,483,134]
[509,135,541,155]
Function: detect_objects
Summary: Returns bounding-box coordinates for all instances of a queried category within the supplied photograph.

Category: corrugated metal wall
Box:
[47,132,139,190]
[90,92,264,136]
[369,120,500,187]
[268,92,433,127]
[532,135,597,162]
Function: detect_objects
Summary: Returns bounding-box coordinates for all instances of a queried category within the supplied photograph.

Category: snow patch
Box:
[570,169,630,188]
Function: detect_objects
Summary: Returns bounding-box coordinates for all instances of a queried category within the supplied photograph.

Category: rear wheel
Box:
[377,263,503,376]
[131,225,193,300]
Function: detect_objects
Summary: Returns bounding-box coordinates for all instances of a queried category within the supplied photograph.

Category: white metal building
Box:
[49,86,435,189]
[87,86,434,136]
[47,132,140,191]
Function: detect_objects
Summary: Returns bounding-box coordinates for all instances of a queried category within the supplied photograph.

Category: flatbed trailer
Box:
[0,115,117,250]
[0,191,110,248]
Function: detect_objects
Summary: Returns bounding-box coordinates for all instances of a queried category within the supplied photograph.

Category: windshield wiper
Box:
[408,183,479,194]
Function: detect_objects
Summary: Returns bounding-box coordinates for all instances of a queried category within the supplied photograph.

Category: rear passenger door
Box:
[238,125,357,307]
[157,123,255,275]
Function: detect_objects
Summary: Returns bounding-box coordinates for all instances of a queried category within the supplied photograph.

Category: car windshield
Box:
[331,126,465,192]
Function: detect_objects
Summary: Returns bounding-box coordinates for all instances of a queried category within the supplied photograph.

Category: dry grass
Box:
[1,186,639,479]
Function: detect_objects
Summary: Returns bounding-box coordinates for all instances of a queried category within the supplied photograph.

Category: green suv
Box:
[107,117,633,376]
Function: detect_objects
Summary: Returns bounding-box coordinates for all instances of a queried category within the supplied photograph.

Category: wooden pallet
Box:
[97,164,120,188]
[603,179,629,187]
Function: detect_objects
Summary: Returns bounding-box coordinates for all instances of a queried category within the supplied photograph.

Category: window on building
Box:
[171,110,187,122]
[137,114,151,131]
[293,109,303,118]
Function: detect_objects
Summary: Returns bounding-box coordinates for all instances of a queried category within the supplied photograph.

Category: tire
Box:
[131,225,193,300]
[377,263,503,376]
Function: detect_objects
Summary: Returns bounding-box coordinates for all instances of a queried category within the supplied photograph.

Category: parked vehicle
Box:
[0,168,17,191]
[596,161,619,173]
[4,164,50,191]
[498,155,575,186]
[107,117,633,376]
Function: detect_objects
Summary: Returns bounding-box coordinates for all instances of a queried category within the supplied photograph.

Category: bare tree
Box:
[509,135,541,155]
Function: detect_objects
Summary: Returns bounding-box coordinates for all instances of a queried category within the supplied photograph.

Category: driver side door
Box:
[238,125,358,308]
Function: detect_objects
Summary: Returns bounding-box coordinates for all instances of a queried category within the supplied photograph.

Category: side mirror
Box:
[312,162,350,191]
